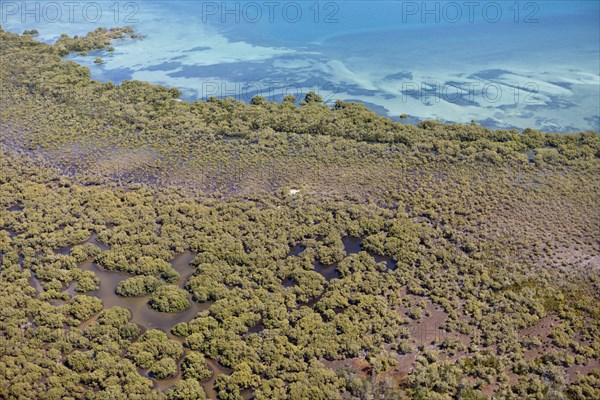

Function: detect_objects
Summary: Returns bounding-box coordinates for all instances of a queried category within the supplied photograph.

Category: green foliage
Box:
[303,91,324,104]
[149,285,190,312]
[182,352,212,380]
[69,294,103,320]
[0,27,598,400]
[53,27,138,56]
[74,269,100,292]
[166,379,207,400]
[250,95,268,106]
[116,275,164,297]
[127,329,183,372]
[150,357,178,379]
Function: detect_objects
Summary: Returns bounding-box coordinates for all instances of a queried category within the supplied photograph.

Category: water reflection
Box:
[41,234,214,335]
[289,236,397,284]
[78,259,212,334]
[342,236,397,271]
[288,236,398,310]
[314,261,341,281]
[142,354,231,399]
[8,203,24,212]
[87,232,110,251]
[30,234,231,398]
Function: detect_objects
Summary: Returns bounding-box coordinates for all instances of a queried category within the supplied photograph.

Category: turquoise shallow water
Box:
[2,0,599,132]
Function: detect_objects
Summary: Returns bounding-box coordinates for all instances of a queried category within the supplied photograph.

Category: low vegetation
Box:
[0,27,598,399]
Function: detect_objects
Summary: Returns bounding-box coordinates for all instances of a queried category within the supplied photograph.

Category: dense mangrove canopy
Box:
[0,28,599,399]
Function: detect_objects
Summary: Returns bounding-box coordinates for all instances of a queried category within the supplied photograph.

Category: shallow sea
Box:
[2,0,599,132]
